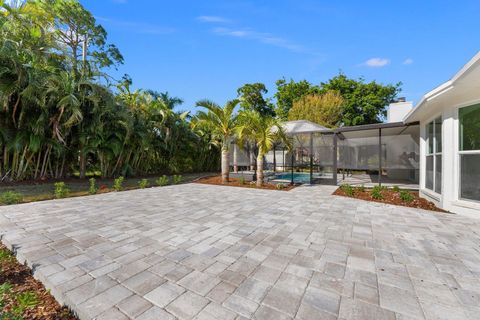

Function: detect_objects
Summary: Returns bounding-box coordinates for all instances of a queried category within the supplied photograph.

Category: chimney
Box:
[387,99,413,123]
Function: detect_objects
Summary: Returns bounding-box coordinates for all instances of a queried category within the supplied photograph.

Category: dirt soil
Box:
[333,188,447,212]
[0,244,77,320]
[195,175,297,191]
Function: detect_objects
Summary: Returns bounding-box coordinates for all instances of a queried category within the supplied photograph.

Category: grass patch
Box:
[0,191,23,205]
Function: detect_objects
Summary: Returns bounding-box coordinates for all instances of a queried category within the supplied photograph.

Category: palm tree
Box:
[195,99,239,183]
[237,110,290,187]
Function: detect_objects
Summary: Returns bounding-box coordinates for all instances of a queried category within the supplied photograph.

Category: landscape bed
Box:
[195,175,297,191]
[334,185,446,212]
[0,173,207,206]
[0,244,77,320]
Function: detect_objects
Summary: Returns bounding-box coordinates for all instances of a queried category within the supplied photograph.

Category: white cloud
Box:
[363,57,390,67]
[197,16,231,23]
[212,27,305,53]
[403,58,414,65]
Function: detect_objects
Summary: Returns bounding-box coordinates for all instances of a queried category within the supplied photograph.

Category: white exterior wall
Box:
[418,99,480,218]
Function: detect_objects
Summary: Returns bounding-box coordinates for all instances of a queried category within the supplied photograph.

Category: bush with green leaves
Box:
[399,190,415,203]
[0,191,23,205]
[173,175,182,184]
[392,185,400,193]
[340,184,355,196]
[356,184,365,193]
[54,182,69,199]
[89,178,98,195]
[156,175,169,186]
[0,282,38,319]
[239,176,246,185]
[138,179,149,189]
[276,183,286,190]
[113,176,125,191]
[371,185,384,200]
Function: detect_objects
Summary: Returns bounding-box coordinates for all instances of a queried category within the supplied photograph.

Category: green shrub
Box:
[399,190,415,203]
[173,175,182,184]
[340,184,355,196]
[138,179,149,189]
[54,182,69,199]
[113,176,125,191]
[0,191,23,205]
[89,178,98,195]
[13,291,38,315]
[371,185,384,200]
[0,249,15,263]
[276,183,286,190]
[156,175,169,186]
[392,185,400,193]
[356,184,365,193]
[239,176,246,185]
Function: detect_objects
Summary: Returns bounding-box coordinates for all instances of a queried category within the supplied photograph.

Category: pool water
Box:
[274,172,313,183]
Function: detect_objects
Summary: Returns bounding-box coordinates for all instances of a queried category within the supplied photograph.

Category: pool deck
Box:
[1,183,479,319]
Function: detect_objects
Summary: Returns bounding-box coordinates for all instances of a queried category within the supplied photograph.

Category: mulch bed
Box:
[195,175,297,191]
[333,187,446,212]
[0,244,77,320]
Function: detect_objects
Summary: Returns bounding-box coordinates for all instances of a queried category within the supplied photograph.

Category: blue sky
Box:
[82,0,480,112]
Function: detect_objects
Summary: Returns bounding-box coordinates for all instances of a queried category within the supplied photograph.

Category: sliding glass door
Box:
[459,104,480,202]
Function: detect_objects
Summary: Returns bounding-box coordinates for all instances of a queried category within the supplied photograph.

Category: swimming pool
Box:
[273,172,314,183]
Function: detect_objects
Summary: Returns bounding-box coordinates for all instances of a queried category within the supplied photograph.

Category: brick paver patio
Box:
[1,183,480,319]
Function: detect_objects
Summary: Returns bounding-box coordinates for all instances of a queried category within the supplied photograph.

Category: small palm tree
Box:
[237,110,290,187]
[195,99,240,183]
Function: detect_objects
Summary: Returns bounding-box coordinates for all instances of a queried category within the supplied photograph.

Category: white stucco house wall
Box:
[405,51,480,217]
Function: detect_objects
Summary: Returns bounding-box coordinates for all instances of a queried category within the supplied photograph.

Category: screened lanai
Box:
[230,120,420,188]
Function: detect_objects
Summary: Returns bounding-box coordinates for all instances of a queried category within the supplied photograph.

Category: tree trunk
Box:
[273,145,276,173]
[256,154,264,187]
[249,149,255,171]
[233,144,238,173]
[79,150,86,179]
[221,149,229,183]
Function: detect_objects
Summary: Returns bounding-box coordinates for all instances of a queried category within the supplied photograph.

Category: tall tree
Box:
[236,111,290,187]
[237,83,275,117]
[288,91,344,128]
[195,99,240,184]
[40,0,123,79]
[274,78,318,120]
[146,90,184,109]
[319,73,401,126]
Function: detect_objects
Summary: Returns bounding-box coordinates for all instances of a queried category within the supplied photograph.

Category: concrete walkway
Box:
[1,183,479,320]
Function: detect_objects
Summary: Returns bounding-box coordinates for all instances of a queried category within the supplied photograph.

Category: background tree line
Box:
[0,0,219,181]
[0,0,401,182]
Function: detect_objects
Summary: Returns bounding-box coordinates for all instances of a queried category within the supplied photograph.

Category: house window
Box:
[459,104,480,202]
[425,117,442,193]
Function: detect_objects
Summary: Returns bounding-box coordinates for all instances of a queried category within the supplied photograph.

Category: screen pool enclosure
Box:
[231,120,420,186]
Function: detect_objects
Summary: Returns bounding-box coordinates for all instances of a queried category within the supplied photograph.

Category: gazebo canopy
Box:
[282,120,332,135]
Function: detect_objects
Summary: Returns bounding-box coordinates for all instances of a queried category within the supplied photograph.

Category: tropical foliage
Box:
[236,110,290,186]
[288,91,345,128]
[0,0,219,182]
[194,99,239,183]
[319,73,401,126]
[274,75,401,125]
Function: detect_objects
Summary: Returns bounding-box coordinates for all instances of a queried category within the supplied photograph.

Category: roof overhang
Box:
[282,120,332,134]
[405,51,480,122]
